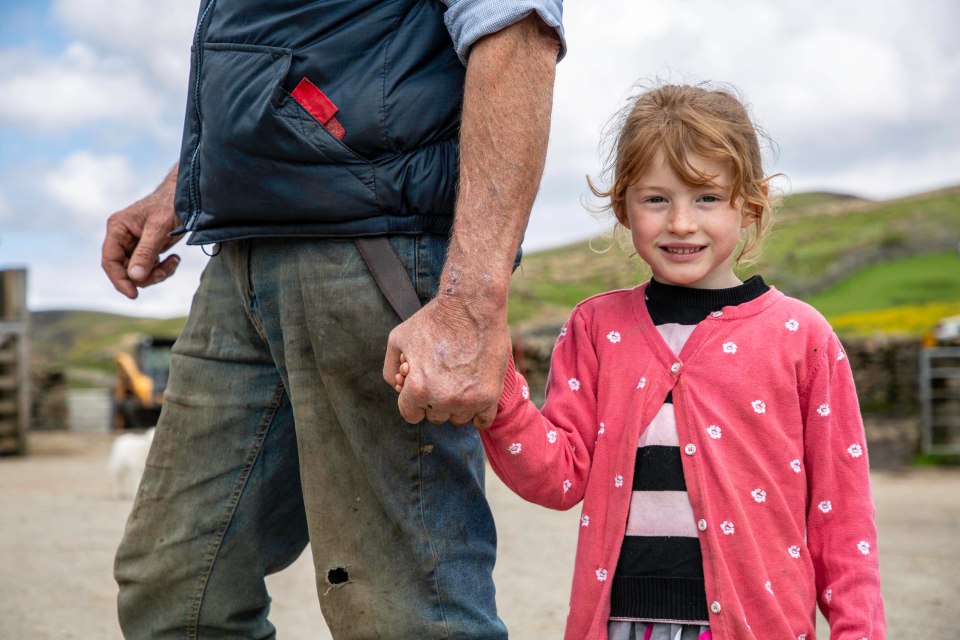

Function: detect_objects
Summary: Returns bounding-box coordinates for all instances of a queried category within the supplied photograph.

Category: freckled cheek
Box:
[630,221,658,247]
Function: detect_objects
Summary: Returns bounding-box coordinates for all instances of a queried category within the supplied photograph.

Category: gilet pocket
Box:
[195,43,377,223]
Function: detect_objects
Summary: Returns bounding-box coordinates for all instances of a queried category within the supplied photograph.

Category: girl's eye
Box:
[646,196,667,204]
[700,195,722,203]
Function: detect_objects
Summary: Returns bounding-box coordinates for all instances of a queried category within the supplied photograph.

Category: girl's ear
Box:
[741,183,769,229]
[614,203,631,230]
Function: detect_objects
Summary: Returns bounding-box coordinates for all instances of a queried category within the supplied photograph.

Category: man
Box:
[103,0,563,638]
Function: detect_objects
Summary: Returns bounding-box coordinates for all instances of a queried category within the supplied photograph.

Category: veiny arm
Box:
[384,13,560,428]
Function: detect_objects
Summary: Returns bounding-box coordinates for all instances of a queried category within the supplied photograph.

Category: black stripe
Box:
[646,275,769,325]
[609,575,709,622]
[615,536,704,578]
[633,445,686,491]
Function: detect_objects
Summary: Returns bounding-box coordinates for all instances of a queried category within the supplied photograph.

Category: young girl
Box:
[399,83,885,640]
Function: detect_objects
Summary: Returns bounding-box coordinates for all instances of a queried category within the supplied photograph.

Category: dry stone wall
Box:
[512,329,924,469]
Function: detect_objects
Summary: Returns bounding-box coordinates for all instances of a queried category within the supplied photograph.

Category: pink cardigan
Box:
[482,284,885,639]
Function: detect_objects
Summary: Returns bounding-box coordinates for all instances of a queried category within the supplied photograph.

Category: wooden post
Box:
[0,269,29,455]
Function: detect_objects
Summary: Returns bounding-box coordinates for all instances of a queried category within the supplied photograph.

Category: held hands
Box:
[393,355,411,392]
[391,351,499,432]
[101,168,183,299]
[383,295,511,429]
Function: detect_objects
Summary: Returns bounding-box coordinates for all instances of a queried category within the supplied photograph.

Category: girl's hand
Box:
[393,353,410,393]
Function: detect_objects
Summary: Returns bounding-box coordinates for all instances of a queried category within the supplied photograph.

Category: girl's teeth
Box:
[667,247,700,254]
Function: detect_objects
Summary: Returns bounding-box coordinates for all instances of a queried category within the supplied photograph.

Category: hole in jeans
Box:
[327,567,349,585]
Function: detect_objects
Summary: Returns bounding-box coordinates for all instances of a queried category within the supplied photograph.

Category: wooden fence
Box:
[0,269,29,455]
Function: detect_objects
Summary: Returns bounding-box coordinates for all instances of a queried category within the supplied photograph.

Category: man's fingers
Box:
[128,235,164,282]
[127,210,180,282]
[397,387,426,424]
[472,404,498,431]
[103,266,138,299]
[137,255,181,288]
[383,332,403,385]
[102,217,138,297]
[101,247,137,299]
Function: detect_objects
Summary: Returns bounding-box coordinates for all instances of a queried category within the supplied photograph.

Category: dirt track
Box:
[1,431,958,639]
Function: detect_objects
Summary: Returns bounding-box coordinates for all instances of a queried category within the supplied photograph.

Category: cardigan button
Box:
[711,310,723,318]
[670,362,681,374]
[698,519,708,531]
[710,601,722,614]
[684,444,697,455]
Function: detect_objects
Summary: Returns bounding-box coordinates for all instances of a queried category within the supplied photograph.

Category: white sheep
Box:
[108,428,155,499]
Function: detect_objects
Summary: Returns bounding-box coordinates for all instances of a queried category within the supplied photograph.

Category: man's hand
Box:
[102,166,183,299]
[384,296,512,429]
[382,13,559,426]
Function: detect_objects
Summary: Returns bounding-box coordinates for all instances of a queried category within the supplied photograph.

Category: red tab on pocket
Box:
[291,77,346,140]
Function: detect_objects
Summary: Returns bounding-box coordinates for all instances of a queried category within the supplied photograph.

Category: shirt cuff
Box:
[442,0,566,65]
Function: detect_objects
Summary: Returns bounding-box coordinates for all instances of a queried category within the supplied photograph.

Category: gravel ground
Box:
[1,431,957,639]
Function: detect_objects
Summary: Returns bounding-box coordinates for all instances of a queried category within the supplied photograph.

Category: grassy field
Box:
[31,310,186,377]
[806,252,960,338]
[805,253,960,316]
[740,188,960,295]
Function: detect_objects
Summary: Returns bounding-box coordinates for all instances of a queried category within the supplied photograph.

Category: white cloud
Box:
[792,146,960,200]
[756,29,911,131]
[544,1,960,212]
[0,43,174,136]
[52,0,195,91]
[43,152,152,224]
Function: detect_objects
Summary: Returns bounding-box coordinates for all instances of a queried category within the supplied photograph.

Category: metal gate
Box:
[919,347,960,455]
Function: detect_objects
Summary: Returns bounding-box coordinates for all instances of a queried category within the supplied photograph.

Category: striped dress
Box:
[608,276,769,640]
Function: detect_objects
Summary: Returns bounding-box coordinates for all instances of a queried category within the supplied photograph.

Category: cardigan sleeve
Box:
[800,332,886,639]
[480,305,598,510]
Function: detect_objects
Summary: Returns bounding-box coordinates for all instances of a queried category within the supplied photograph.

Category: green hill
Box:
[804,253,960,316]
[31,310,185,383]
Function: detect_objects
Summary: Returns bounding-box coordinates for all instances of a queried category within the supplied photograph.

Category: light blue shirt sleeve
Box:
[441,0,566,65]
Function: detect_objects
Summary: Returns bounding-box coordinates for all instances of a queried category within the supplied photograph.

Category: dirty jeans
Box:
[114,237,505,639]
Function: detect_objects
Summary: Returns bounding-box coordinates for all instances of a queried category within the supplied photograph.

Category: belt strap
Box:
[355,238,423,321]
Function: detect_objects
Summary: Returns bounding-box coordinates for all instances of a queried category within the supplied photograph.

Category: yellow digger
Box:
[113,336,176,430]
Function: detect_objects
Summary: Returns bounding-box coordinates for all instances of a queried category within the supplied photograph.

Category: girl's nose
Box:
[667,204,697,235]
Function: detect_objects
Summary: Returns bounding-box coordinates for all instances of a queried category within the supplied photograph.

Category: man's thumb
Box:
[383,333,403,385]
[127,232,164,282]
[472,405,497,431]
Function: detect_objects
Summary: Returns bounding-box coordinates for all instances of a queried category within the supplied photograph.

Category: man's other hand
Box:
[102,167,182,299]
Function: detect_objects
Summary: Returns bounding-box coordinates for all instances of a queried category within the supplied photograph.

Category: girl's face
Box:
[620,150,751,289]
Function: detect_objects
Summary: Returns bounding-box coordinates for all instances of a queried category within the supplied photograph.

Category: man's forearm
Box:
[439,14,560,318]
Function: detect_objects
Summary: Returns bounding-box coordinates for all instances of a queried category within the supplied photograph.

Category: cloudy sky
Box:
[1,0,958,318]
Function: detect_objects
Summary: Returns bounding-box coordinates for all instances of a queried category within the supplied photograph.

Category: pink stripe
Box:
[699,631,712,640]
[625,491,698,537]
[638,403,679,447]
[656,322,696,355]
[644,625,653,640]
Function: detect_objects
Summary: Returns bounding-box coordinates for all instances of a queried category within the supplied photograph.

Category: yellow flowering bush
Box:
[828,301,960,337]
